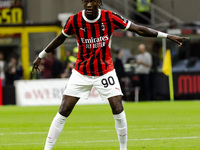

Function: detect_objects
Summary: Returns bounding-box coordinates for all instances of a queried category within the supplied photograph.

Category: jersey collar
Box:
[82,9,101,23]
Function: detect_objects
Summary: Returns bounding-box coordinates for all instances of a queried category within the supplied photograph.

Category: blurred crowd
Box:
[113,43,160,102]
[0,47,78,87]
[0,52,23,86]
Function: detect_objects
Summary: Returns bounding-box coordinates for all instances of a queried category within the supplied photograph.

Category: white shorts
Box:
[63,69,123,100]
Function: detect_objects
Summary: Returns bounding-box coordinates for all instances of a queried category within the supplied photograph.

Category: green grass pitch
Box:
[0,101,200,150]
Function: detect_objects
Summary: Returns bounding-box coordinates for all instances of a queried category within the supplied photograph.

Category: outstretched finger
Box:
[178,42,183,47]
[36,67,41,73]
[32,65,39,73]
[182,37,190,40]
[32,67,36,73]
[174,39,182,47]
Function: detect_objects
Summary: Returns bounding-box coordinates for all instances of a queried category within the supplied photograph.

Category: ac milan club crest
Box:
[101,23,105,31]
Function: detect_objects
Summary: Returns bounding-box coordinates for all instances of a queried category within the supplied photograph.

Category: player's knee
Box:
[111,102,124,114]
[58,95,78,117]
[112,107,124,114]
[58,107,71,117]
[58,102,73,117]
[109,96,124,114]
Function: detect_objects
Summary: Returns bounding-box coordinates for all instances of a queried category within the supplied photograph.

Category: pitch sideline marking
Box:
[0,126,197,135]
[0,136,199,146]
[0,124,199,130]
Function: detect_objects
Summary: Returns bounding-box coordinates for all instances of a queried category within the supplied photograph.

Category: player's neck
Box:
[85,10,99,20]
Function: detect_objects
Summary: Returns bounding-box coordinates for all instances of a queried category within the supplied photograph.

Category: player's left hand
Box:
[167,35,189,47]
[32,57,41,73]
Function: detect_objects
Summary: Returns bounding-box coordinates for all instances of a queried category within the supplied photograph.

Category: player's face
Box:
[83,0,100,20]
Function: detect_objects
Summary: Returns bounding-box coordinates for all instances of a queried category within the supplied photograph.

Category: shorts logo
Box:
[115,87,120,91]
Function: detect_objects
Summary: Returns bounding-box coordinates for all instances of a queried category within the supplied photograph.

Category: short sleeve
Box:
[111,12,131,30]
[62,16,74,37]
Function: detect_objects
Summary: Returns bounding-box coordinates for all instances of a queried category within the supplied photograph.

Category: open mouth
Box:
[86,9,92,15]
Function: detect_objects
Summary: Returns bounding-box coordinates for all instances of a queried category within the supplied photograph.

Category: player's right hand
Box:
[32,57,41,73]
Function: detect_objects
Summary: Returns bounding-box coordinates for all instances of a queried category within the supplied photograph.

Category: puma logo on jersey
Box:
[80,27,86,32]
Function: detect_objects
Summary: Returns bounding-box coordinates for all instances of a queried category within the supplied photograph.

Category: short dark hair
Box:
[82,0,103,7]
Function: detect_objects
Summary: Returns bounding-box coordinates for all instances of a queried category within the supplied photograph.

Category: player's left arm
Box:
[127,22,189,47]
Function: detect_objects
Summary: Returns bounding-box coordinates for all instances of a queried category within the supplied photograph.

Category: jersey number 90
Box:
[101,76,115,88]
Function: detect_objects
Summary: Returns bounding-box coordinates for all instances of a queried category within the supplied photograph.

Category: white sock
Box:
[113,111,127,150]
[44,112,67,150]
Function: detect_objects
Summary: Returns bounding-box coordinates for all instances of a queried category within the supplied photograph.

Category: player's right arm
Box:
[32,32,67,73]
[32,15,75,73]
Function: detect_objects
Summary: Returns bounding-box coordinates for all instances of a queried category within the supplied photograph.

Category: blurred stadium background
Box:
[0,0,200,149]
[1,0,200,104]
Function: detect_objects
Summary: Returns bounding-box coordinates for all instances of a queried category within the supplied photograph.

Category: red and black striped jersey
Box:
[62,9,131,76]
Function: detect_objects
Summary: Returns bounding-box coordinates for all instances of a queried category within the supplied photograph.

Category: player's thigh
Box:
[94,70,123,100]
